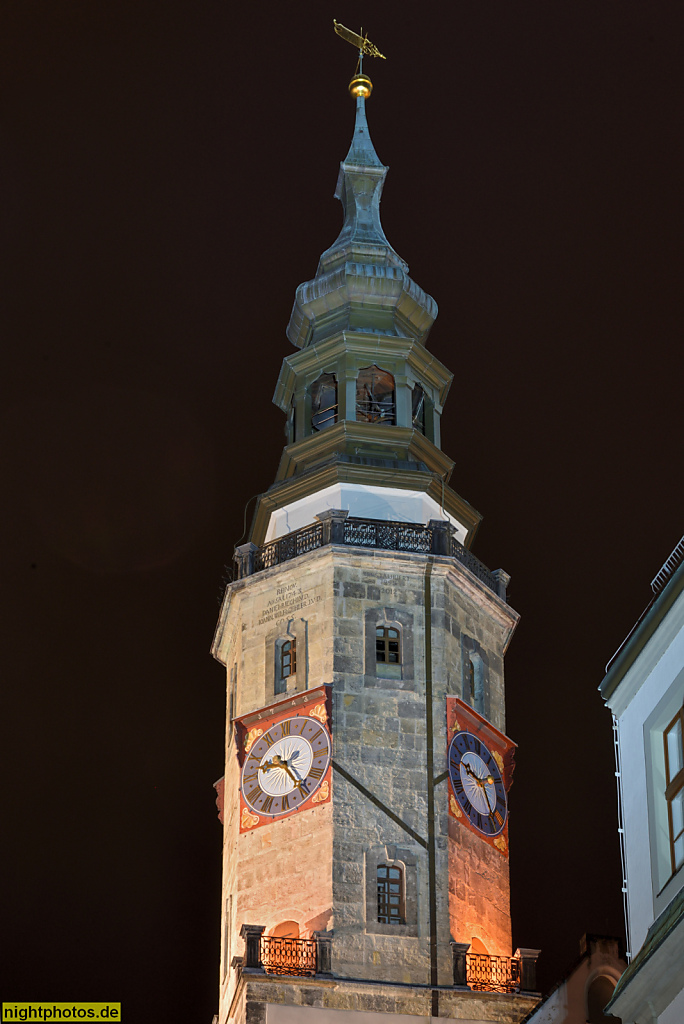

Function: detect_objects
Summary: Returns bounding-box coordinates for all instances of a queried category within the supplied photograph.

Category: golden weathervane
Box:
[333,19,386,98]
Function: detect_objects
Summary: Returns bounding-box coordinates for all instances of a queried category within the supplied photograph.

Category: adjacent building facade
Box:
[523,934,626,1024]
[211,71,540,1024]
[600,537,684,1024]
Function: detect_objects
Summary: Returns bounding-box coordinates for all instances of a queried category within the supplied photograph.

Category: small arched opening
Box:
[311,373,338,432]
[356,366,396,425]
[269,920,300,938]
[587,975,620,1023]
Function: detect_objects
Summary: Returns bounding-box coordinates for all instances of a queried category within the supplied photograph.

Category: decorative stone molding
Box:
[234,542,258,580]
[514,947,541,993]
[491,568,511,602]
[364,605,415,688]
[365,845,419,938]
[450,941,471,988]
[313,930,333,977]
[240,924,265,971]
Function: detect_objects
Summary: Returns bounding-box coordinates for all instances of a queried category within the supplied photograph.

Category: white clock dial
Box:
[258,736,313,796]
[459,751,497,815]
[241,714,332,817]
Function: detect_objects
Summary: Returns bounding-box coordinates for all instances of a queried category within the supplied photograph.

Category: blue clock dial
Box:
[448,731,507,836]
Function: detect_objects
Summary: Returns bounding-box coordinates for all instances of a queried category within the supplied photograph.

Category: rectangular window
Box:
[377,864,405,924]
[281,639,296,678]
[665,708,684,874]
[376,627,400,664]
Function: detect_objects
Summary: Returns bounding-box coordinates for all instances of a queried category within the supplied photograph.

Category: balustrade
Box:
[260,935,317,976]
[232,514,505,599]
[466,952,520,993]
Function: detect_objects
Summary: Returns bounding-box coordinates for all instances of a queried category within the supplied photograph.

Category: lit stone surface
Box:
[226,975,538,1023]
[214,543,523,1021]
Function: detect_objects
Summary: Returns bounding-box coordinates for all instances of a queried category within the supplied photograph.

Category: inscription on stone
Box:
[257,583,322,626]
[372,574,415,590]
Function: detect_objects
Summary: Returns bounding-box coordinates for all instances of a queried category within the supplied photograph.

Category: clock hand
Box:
[281,761,310,795]
[260,754,308,793]
[462,761,496,809]
[463,761,485,784]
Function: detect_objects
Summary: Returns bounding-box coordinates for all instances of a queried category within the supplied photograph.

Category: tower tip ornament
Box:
[333,19,386,99]
[349,74,372,99]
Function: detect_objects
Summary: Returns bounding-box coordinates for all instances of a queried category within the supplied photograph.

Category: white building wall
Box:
[264,483,468,543]
[660,989,684,1024]
[609,588,684,954]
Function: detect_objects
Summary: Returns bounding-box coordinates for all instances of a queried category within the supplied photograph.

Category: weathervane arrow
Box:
[333,20,386,60]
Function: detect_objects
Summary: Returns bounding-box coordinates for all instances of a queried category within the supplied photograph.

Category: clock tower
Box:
[212,62,540,1024]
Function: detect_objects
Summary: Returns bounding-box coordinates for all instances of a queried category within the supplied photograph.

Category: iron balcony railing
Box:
[233,512,508,600]
[260,935,316,977]
[238,925,333,978]
[466,953,520,994]
[238,927,539,992]
[451,944,540,993]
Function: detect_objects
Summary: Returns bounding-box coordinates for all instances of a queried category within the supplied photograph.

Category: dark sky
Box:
[1,2,681,1020]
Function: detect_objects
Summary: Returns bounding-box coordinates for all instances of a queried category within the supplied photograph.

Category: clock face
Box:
[448,731,507,837]
[240,715,332,818]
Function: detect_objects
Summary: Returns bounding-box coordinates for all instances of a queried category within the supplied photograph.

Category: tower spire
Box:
[343,91,383,169]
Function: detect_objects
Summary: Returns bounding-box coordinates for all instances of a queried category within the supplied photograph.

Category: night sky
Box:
[1,3,681,1020]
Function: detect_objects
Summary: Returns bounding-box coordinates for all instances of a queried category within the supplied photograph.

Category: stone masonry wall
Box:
[216,552,337,1023]
[214,543,520,1020]
[329,549,518,985]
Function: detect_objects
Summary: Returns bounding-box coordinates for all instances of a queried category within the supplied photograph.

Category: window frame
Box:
[376,626,401,666]
[275,637,296,694]
[664,706,684,875]
[376,863,406,926]
[365,845,419,937]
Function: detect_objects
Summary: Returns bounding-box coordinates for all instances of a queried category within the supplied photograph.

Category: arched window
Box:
[586,976,619,1023]
[377,864,405,924]
[311,373,338,431]
[412,384,426,434]
[376,626,401,665]
[356,366,396,425]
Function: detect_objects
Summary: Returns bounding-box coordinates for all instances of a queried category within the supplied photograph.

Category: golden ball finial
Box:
[349,74,372,99]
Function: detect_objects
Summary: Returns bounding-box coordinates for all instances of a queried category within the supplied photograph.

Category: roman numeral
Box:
[280,720,291,736]
[245,788,261,804]
[261,796,273,813]
[243,773,258,785]
[494,810,503,825]
[308,766,324,780]
[309,728,323,742]
[262,731,275,747]
[281,795,289,811]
